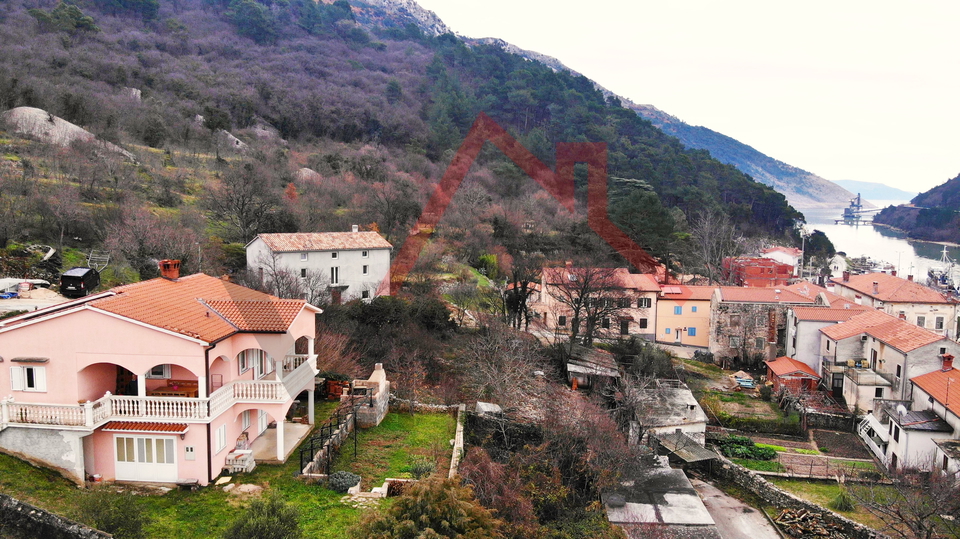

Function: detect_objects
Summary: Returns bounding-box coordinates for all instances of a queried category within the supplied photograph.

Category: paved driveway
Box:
[691,478,782,539]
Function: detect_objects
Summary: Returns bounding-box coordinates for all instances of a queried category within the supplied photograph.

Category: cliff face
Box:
[352,0,450,36]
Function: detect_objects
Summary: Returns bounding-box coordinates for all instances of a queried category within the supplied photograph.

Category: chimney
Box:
[891,270,897,277]
[842,271,850,282]
[565,260,573,268]
[907,275,913,282]
[872,281,879,294]
[352,224,359,233]
[942,354,954,372]
[159,259,181,280]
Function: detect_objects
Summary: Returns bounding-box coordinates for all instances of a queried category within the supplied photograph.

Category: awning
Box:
[102,422,189,434]
[567,362,619,378]
[653,432,717,463]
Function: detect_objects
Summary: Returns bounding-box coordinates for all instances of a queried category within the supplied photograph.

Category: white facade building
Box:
[246,228,392,303]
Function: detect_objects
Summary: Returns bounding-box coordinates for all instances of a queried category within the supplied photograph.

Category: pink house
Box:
[0,261,320,486]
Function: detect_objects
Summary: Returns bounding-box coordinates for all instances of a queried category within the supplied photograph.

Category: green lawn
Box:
[769,478,889,531]
[0,399,380,538]
[731,458,785,473]
[333,411,457,487]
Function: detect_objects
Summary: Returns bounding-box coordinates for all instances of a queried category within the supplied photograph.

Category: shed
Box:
[566,345,619,389]
[765,356,821,394]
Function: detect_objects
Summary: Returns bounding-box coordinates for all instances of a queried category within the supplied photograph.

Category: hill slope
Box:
[873,172,960,243]
[833,180,915,202]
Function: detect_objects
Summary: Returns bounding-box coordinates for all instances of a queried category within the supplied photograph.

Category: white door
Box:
[115,435,177,482]
[258,410,268,434]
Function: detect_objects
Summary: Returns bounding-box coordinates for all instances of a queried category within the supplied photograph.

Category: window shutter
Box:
[10,367,23,391]
[34,367,46,392]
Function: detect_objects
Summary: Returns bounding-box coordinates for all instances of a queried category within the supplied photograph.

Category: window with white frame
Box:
[242,410,251,431]
[361,290,370,300]
[330,267,339,284]
[362,265,369,276]
[331,252,338,259]
[10,366,46,392]
[300,268,307,278]
[361,250,369,258]
[638,297,652,309]
[215,425,226,453]
[146,364,171,379]
[300,252,308,261]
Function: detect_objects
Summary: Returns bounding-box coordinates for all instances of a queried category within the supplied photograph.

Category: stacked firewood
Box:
[774,508,847,538]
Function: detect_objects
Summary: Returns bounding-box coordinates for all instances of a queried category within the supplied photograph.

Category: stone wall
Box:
[0,427,85,485]
[804,410,856,432]
[0,494,110,539]
[709,455,886,539]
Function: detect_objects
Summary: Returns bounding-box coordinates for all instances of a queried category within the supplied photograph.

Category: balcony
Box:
[845,367,895,388]
[0,354,317,430]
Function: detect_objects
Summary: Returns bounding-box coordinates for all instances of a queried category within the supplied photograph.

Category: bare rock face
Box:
[1,107,135,161]
[353,0,450,36]
[294,167,322,182]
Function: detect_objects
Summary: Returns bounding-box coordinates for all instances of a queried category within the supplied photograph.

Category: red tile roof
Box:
[90,274,311,343]
[102,421,189,433]
[660,285,716,301]
[830,272,952,304]
[716,287,814,304]
[542,267,661,292]
[762,246,803,257]
[820,310,944,352]
[785,282,867,310]
[792,307,867,322]
[911,368,960,420]
[255,232,391,252]
[766,356,820,379]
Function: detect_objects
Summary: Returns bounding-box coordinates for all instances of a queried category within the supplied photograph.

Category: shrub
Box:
[830,487,856,512]
[329,470,361,493]
[759,385,772,401]
[714,435,777,460]
[692,350,715,364]
[78,487,148,539]
[221,495,302,539]
[407,456,435,479]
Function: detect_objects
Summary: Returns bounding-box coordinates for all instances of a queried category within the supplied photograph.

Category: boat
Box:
[927,246,959,293]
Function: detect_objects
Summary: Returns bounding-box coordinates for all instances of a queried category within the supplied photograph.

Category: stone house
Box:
[764,356,821,394]
[709,287,816,367]
[246,227,392,303]
[829,271,958,339]
[722,257,794,288]
[631,381,707,446]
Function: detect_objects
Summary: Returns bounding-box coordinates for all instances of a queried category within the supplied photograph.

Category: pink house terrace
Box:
[0,261,320,486]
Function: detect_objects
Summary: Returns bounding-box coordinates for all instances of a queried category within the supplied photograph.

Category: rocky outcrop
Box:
[0,494,110,539]
[1,107,135,162]
[353,0,450,36]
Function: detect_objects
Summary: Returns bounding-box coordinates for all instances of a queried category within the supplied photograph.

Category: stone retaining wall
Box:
[709,455,886,539]
[804,410,856,432]
[448,404,465,479]
[388,395,459,413]
[0,494,110,539]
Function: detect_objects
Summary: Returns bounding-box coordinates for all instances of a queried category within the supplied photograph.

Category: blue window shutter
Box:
[688,327,697,337]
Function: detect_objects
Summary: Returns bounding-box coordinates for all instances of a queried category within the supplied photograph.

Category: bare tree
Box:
[202,161,280,243]
[689,208,744,284]
[505,252,544,331]
[849,454,960,539]
[252,251,331,307]
[460,323,551,405]
[546,266,623,351]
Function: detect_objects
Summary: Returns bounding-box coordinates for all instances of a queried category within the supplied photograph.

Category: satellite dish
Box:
[896,404,908,416]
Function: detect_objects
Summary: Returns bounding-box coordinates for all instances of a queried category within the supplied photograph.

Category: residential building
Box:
[655,285,714,348]
[631,381,708,446]
[722,257,794,288]
[246,227,392,303]
[0,261,320,486]
[819,310,960,413]
[764,356,820,394]
[829,272,958,339]
[537,267,660,341]
[761,246,803,275]
[786,306,868,377]
[709,287,816,365]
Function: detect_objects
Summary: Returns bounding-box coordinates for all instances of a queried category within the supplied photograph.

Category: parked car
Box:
[60,267,100,298]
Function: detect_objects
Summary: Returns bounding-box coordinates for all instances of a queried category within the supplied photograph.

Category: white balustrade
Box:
[109,396,209,420]
[7,402,86,426]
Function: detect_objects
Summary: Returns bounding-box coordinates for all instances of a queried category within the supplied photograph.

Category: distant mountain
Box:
[832,180,916,202]
[873,172,960,243]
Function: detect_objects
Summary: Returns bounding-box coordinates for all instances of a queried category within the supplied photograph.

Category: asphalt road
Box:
[691,478,782,539]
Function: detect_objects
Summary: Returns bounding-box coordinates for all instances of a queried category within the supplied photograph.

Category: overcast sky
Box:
[413,0,960,194]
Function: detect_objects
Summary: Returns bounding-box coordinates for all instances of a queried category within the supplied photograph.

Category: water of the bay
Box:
[799,201,959,279]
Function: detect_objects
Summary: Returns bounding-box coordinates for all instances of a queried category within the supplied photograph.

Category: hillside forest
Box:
[873,172,960,243]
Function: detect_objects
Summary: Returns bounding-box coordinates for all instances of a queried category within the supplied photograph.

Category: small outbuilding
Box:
[765,356,821,394]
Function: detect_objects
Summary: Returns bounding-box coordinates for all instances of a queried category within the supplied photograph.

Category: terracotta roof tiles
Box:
[255,232,391,252]
[717,287,814,304]
[792,307,868,322]
[820,310,944,352]
[830,272,952,304]
[660,285,716,301]
[765,356,820,379]
[911,368,960,420]
[102,421,189,433]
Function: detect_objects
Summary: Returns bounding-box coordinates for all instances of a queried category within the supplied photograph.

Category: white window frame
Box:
[331,267,340,285]
[300,252,308,261]
[361,290,370,300]
[145,364,171,379]
[361,250,369,258]
[362,264,369,276]
[300,268,307,278]
[242,410,251,431]
[10,366,46,392]
[331,251,339,259]
[215,425,226,454]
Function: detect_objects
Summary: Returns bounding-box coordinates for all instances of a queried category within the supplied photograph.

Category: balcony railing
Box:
[845,367,895,387]
[0,355,318,430]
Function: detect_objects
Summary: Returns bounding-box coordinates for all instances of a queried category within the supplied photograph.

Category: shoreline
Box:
[870,221,960,248]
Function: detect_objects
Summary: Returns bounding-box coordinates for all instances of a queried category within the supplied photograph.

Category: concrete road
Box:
[691,478,782,539]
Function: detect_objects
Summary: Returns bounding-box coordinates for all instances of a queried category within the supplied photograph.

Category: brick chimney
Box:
[907,275,913,282]
[842,271,850,282]
[159,259,181,280]
[891,270,897,277]
[352,224,359,233]
[872,281,879,294]
[942,354,954,372]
